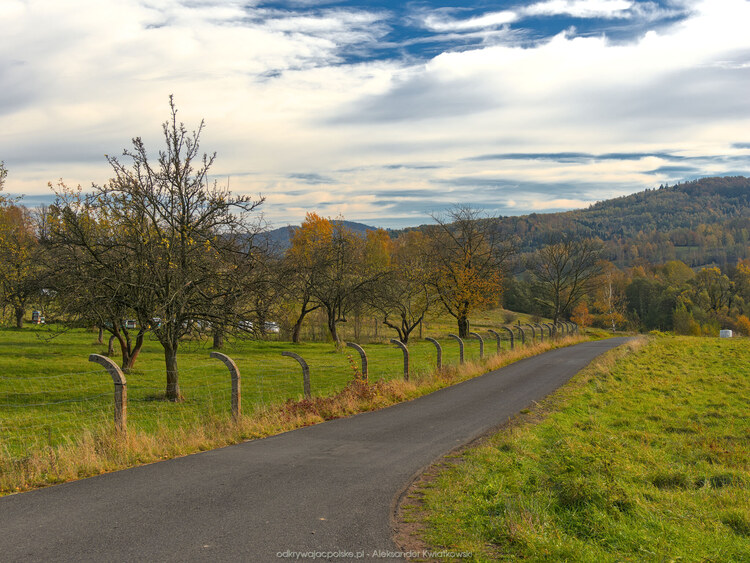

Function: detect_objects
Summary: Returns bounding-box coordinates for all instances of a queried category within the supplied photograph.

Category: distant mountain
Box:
[260,220,380,252]
[397,176,750,268]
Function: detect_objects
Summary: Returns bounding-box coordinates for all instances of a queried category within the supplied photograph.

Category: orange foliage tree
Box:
[425,206,513,338]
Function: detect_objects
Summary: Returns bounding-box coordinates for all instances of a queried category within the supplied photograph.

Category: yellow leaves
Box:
[289,212,335,262]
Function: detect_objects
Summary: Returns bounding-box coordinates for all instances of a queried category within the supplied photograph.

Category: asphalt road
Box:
[0,337,630,562]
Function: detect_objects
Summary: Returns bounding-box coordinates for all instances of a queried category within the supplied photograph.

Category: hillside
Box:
[494,176,750,267]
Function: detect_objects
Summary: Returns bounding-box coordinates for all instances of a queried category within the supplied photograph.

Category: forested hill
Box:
[494,176,750,268]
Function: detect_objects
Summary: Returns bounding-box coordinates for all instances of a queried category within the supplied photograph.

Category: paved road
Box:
[0,337,630,562]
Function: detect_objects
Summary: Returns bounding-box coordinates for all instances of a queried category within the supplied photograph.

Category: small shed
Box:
[720,329,733,338]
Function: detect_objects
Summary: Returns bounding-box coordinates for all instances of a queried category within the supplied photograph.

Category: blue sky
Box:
[2,0,750,227]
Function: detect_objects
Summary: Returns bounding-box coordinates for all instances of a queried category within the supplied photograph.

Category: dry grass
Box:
[1,335,587,496]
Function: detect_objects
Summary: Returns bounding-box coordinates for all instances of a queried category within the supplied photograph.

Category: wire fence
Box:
[0,324,576,460]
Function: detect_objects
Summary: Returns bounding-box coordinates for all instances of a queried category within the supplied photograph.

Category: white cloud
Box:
[1,0,749,227]
[531,198,591,210]
[523,0,634,19]
[421,10,518,32]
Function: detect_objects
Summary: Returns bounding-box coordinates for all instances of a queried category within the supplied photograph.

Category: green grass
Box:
[0,328,478,455]
[407,336,750,561]
[0,307,560,459]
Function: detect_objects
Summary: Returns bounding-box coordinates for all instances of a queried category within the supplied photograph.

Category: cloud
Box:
[287,172,337,184]
[522,0,634,19]
[1,0,749,229]
[421,10,518,32]
[531,198,591,210]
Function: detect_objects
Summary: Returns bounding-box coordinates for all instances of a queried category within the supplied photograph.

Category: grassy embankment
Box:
[0,308,592,495]
[404,336,750,562]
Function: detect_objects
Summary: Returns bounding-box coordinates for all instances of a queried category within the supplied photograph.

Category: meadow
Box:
[406,336,750,561]
[0,307,584,494]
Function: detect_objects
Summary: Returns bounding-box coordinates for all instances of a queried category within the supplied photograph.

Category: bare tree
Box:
[526,237,604,324]
[50,97,264,400]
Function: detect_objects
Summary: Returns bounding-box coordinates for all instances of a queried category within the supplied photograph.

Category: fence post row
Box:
[88,354,127,433]
[209,351,242,420]
[447,334,464,364]
[345,342,368,380]
[487,329,501,354]
[281,351,311,400]
[390,339,409,381]
[425,337,442,370]
[469,332,484,359]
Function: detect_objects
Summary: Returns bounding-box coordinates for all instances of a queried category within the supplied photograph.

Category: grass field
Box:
[0,307,584,494]
[405,336,750,562]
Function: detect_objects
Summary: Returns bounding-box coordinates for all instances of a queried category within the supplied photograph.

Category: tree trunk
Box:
[121,332,145,371]
[291,317,304,344]
[292,302,317,344]
[164,345,182,401]
[212,327,224,349]
[107,334,116,356]
[458,316,469,338]
[97,326,104,344]
[327,313,340,344]
[14,307,24,329]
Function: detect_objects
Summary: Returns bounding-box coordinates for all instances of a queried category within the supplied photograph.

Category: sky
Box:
[1,0,750,229]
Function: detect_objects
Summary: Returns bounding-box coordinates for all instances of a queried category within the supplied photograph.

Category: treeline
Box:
[400,176,750,269]
[506,258,750,336]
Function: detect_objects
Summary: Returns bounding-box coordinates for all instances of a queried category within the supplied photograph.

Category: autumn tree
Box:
[591,262,628,332]
[570,301,593,331]
[284,213,331,343]
[425,206,513,338]
[0,203,44,327]
[367,230,434,343]
[49,98,263,399]
[693,267,733,313]
[526,237,603,324]
[285,213,387,343]
[47,185,157,369]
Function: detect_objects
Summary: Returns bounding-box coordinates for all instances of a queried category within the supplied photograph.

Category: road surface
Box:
[0,337,630,562]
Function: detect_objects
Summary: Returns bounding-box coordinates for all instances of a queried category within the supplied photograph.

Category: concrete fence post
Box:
[346,342,368,381]
[88,354,127,433]
[515,325,526,346]
[501,326,515,349]
[425,337,442,370]
[487,329,501,354]
[281,351,311,400]
[544,323,554,338]
[526,324,537,343]
[533,323,544,342]
[209,351,241,420]
[448,333,464,364]
[390,339,409,381]
[469,332,484,359]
